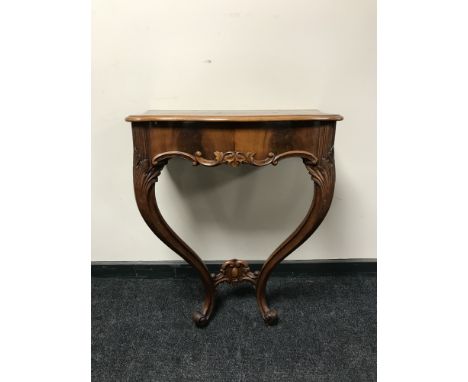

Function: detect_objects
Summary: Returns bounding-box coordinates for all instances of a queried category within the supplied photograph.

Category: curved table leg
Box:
[133,156,216,327]
[256,152,336,325]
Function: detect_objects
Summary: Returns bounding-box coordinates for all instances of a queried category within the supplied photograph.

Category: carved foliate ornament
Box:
[212,259,259,286]
[152,150,318,168]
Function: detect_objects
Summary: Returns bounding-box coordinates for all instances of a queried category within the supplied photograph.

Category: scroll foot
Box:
[262,309,278,326]
[192,311,210,328]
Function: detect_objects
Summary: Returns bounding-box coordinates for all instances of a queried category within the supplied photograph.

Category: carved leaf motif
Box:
[245,152,256,163]
[212,151,256,166]
[214,151,224,162]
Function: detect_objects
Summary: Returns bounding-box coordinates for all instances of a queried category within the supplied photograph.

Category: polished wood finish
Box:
[128,110,341,327]
[126,109,343,122]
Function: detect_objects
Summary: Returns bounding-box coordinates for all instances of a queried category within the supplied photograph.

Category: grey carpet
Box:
[92,274,376,381]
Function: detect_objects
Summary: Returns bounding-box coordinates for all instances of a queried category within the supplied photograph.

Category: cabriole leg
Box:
[255,153,336,325]
[132,127,216,327]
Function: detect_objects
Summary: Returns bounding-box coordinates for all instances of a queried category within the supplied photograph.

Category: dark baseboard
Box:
[91,259,376,279]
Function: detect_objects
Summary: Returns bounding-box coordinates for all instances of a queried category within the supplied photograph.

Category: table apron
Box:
[132,121,336,164]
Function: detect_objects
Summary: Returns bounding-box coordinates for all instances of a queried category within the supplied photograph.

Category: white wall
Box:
[92,0,376,261]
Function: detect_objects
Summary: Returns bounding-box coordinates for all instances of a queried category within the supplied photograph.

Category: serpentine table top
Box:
[126,109,343,122]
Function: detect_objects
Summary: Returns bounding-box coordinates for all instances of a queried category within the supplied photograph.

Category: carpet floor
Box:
[92,274,376,381]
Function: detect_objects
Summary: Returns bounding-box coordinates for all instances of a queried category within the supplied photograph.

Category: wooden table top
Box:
[126,110,343,122]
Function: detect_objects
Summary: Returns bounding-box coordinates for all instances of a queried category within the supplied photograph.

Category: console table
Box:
[126,110,343,327]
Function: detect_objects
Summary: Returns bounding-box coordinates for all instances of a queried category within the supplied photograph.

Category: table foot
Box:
[262,309,278,325]
[192,311,210,327]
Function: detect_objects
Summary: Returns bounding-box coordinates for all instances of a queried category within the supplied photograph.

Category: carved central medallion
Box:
[213,151,255,167]
[212,259,259,286]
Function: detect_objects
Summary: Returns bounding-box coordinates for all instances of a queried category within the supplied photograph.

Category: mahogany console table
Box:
[126,110,343,327]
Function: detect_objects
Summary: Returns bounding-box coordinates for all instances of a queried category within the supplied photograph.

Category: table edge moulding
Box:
[126,109,343,122]
[126,109,343,327]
